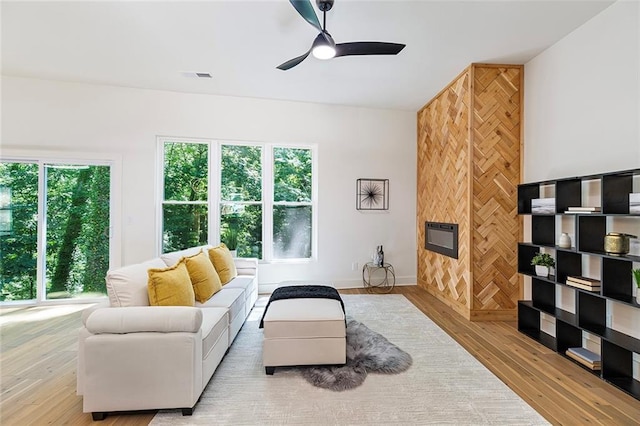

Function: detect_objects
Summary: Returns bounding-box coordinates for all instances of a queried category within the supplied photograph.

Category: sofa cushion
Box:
[106,258,167,307]
[222,276,255,294]
[234,257,259,276]
[161,245,211,267]
[184,250,222,303]
[208,244,237,284]
[147,260,195,307]
[200,308,229,360]
[198,288,245,321]
[86,306,203,334]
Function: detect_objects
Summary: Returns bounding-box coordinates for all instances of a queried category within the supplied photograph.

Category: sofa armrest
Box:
[85,306,202,334]
[81,300,110,324]
[234,257,258,276]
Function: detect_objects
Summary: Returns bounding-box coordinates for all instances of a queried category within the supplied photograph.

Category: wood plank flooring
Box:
[1,286,639,425]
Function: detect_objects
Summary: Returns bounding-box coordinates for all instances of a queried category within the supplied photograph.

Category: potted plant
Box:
[633,268,640,304]
[531,252,555,277]
[222,227,238,257]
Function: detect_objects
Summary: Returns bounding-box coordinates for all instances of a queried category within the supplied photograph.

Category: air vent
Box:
[181,72,213,79]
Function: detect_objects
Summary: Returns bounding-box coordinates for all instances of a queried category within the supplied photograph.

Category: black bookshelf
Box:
[517,168,640,401]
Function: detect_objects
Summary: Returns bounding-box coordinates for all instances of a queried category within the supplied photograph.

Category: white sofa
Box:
[76,245,258,421]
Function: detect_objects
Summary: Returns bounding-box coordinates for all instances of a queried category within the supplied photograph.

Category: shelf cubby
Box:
[602,257,633,303]
[576,215,606,253]
[517,244,539,275]
[556,178,581,213]
[602,341,640,399]
[555,250,581,284]
[532,216,555,245]
[602,173,633,214]
[555,320,582,354]
[532,278,555,314]
[577,292,606,334]
[517,301,557,351]
[517,183,540,214]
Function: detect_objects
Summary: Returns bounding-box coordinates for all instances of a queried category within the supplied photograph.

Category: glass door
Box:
[44,164,111,300]
[0,160,112,303]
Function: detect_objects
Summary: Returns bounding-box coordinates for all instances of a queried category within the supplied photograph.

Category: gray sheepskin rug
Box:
[300,319,412,391]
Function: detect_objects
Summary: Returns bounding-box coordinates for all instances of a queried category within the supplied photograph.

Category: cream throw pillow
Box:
[147,259,195,306]
[184,250,222,303]
[208,243,238,285]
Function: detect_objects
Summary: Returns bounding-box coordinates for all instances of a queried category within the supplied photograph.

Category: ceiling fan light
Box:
[311,32,336,60]
[312,44,336,60]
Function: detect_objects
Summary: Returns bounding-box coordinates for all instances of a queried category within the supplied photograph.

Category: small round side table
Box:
[362,262,395,293]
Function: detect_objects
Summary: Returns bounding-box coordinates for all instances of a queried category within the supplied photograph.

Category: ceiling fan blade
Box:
[289,0,322,32]
[277,49,312,70]
[334,42,406,58]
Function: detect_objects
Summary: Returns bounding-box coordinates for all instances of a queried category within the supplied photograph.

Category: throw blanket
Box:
[259,285,346,328]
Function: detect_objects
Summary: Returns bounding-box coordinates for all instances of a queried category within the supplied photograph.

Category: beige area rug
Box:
[151,295,549,425]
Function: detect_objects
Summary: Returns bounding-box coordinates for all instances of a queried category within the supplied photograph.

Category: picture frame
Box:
[356,178,389,210]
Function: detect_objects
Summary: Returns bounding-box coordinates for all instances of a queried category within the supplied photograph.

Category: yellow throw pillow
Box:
[208,243,238,285]
[184,250,222,303]
[147,259,195,306]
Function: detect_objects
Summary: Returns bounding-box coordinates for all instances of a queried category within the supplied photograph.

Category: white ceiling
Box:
[1,0,615,111]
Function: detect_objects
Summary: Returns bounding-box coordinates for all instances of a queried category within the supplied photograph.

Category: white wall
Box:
[524,0,640,377]
[0,76,417,288]
[524,0,639,182]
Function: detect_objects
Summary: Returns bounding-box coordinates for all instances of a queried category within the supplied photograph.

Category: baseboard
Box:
[258,278,417,295]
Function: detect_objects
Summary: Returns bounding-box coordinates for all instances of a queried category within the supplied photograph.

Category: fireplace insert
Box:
[425,222,458,259]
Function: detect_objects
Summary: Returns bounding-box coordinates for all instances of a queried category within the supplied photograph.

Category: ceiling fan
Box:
[277,0,406,70]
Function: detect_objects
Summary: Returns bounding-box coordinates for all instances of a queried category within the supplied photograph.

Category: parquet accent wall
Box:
[417,71,472,318]
[417,64,523,321]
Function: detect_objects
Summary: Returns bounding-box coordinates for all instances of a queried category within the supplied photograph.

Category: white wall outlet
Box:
[351,262,358,271]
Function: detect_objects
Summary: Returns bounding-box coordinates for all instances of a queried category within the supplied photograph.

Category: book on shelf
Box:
[566,206,601,212]
[567,347,601,362]
[566,352,601,370]
[566,347,601,370]
[566,276,601,286]
[565,281,601,291]
[564,210,597,214]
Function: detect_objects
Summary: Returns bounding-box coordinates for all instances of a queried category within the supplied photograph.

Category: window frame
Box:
[157,137,214,254]
[218,141,264,259]
[157,137,318,262]
[268,144,317,262]
[0,149,121,306]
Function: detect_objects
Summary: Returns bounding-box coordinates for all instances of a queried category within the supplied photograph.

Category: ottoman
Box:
[262,297,346,375]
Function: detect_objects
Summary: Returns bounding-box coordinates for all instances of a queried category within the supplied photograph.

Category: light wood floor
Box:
[2,286,639,425]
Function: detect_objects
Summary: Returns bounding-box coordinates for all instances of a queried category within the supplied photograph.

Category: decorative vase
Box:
[637,290,640,305]
[559,232,571,248]
[535,265,549,277]
[229,249,237,258]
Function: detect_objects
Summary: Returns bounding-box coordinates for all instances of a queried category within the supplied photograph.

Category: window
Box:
[161,142,209,253]
[273,147,313,259]
[158,139,317,261]
[0,159,114,303]
[220,144,263,259]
